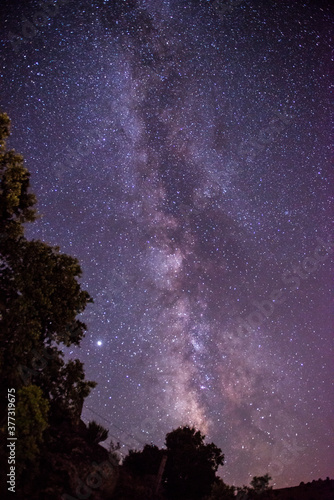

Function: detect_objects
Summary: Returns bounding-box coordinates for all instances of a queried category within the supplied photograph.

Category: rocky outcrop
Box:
[13,418,119,500]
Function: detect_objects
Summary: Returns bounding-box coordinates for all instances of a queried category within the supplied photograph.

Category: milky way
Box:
[1,0,333,488]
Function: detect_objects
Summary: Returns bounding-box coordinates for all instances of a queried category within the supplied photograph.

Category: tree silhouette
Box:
[0,112,36,239]
[204,478,235,500]
[164,426,224,500]
[124,443,164,477]
[0,113,96,485]
[237,474,273,499]
[87,420,109,443]
[15,385,49,475]
[250,473,272,494]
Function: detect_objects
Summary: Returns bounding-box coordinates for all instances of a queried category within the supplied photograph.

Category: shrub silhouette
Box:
[87,420,109,443]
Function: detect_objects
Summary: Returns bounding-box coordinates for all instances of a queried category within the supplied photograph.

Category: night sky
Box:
[1,0,333,489]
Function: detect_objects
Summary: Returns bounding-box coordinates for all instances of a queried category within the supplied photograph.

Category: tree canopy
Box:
[120,425,225,500]
[0,112,36,239]
[0,112,96,480]
[204,478,236,500]
[250,473,272,494]
[164,426,224,500]
[124,443,165,477]
[237,474,273,499]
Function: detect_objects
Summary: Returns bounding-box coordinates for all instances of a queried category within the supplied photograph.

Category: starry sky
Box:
[1,0,333,489]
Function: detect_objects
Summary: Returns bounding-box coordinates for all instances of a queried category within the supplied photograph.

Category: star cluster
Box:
[1,0,333,488]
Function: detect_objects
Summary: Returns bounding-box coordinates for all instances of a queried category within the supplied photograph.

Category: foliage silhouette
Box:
[87,420,109,443]
[250,473,272,494]
[0,113,98,497]
[204,478,236,499]
[16,384,49,476]
[123,443,164,477]
[164,425,224,500]
[115,426,224,499]
[0,112,95,426]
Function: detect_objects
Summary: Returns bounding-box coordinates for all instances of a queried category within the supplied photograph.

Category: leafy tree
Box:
[164,426,224,500]
[114,444,165,500]
[43,358,96,422]
[0,112,36,239]
[0,112,96,429]
[250,474,272,495]
[236,487,251,500]
[87,420,109,443]
[123,443,164,477]
[16,385,49,475]
[0,112,97,491]
[237,474,273,499]
[1,238,92,379]
[115,427,225,500]
[204,478,235,499]
[109,439,122,466]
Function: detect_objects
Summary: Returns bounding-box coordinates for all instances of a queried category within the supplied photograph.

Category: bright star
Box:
[97,340,102,346]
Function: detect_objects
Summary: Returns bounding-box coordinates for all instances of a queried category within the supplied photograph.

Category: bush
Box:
[87,420,109,443]
[16,385,49,475]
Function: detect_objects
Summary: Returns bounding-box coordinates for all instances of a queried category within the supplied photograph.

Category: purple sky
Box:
[1,0,333,488]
